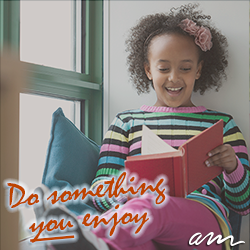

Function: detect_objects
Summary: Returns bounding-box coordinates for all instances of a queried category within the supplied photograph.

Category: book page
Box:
[141,125,178,155]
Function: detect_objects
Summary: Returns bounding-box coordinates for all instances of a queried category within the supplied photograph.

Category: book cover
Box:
[125,119,223,197]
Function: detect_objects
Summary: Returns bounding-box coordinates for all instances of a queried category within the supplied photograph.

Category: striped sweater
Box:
[91,105,249,225]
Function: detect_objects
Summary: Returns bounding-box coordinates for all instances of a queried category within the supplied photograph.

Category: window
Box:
[20,1,76,72]
[1,0,103,239]
[19,93,81,191]
[1,0,103,143]
[19,93,81,232]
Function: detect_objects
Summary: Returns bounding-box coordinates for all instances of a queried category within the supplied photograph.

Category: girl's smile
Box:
[165,87,183,96]
[144,33,203,108]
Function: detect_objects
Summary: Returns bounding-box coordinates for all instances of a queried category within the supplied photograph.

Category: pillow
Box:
[42,107,100,214]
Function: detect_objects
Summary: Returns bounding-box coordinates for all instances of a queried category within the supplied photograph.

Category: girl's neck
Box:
[153,101,196,108]
[141,105,207,113]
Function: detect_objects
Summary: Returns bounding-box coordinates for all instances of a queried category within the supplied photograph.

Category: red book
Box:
[125,120,223,197]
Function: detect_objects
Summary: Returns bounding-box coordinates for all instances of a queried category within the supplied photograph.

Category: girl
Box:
[38,3,249,250]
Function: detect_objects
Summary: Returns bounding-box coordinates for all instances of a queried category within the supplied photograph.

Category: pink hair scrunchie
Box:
[179,18,213,52]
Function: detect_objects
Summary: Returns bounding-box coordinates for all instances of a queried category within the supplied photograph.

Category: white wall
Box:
[104,1,249,250]
[104,1,249,145]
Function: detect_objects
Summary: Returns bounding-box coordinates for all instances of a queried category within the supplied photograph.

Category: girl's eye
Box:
[159,68,169,72]
[181,68,191,71]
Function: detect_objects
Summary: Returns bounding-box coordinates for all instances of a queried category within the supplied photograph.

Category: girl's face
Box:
[144,33,203,108]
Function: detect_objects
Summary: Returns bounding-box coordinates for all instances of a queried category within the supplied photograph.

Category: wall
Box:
[104,1,249,250]
[104,1,249,143]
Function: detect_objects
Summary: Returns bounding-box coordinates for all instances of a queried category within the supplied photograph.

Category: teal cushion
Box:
[42,107,99,214]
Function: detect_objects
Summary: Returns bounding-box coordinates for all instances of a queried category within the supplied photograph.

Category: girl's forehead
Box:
[148,33,200,62]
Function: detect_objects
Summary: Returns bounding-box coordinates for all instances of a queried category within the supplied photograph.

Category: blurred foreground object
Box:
[0,48,27,250]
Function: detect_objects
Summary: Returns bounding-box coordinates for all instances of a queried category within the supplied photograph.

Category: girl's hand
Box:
[205,144,237,174]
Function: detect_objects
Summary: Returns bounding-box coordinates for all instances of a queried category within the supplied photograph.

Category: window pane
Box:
[19,93,80,190]
[19,93,80,237]
[20,0,79,72]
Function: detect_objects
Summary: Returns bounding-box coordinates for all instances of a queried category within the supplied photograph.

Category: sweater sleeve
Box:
[90,115,130,212]
[222,117,250,215]
[194,117,249,216]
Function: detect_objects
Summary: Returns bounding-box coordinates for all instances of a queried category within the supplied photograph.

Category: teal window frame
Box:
[0,0,103,144]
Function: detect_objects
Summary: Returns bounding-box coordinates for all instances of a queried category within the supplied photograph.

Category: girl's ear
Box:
[144,63,152,80]
[195,60,203,80]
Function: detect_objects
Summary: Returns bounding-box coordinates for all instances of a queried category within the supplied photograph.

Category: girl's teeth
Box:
[167,87,182,91]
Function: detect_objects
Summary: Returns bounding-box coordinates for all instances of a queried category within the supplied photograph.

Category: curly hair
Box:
[125,3,228,95]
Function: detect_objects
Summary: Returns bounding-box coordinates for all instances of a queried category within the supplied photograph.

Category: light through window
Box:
[20,0,82,72]
[19,93,80,237]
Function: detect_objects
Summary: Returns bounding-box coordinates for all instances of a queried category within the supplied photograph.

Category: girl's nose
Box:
[168,70,179,83]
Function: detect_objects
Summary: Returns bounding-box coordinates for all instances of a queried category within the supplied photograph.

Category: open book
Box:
[125,119,223,197]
